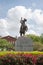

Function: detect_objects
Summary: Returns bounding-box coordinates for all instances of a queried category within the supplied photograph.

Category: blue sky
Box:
[0,0,43,18]
[0,0,43,36]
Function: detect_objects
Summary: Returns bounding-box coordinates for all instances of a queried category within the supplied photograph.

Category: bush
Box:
[36,55,43,65]
[33,42,43,51]
[0,54,34,65]
[0,54,16,65]
[0,52,43,65]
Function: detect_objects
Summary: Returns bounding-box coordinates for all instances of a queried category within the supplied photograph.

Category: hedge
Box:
[0,51,43,65]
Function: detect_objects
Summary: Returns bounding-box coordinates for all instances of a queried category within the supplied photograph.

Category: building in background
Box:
[1,35,17,45]
[0,36,17,51]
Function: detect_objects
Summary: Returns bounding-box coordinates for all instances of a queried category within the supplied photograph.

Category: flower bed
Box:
[0,51,43,65]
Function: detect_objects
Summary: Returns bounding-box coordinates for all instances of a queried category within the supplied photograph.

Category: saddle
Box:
[20,25,28,33]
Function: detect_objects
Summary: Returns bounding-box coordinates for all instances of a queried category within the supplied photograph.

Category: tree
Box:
[26,34,43,51]
[40,34,43,44]
[0,39,14,51]
[26,34,40,42]
[33,42,43,51]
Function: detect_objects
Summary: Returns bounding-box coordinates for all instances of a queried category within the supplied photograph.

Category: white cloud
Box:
[26,30,39,36]
[0,6,43,36]
[7,6,27,20]
[32,9,43,26]
[0,19,9,36]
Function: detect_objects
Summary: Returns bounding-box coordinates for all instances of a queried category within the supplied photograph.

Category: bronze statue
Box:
[20,17,28,36]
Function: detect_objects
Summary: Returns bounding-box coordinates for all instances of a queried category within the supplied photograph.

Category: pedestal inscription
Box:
[15,36,33,51]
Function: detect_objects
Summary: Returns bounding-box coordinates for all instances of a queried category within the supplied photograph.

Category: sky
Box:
[0,0,43,37]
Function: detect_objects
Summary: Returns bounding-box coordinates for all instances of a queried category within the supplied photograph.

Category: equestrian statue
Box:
[20,17,28,36]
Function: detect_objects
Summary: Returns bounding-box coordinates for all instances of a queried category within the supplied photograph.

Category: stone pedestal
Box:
[15,36,33,51]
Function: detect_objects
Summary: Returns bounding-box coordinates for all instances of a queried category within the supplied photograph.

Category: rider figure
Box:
[20,17,27,36]
[20,17,26,26]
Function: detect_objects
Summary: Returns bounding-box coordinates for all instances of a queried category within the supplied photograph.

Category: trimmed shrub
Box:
[0,53,43,65]
[36,55,43,65]
[0,54,34,65]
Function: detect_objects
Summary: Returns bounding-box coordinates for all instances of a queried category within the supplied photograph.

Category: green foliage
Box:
[33,42,43,51]
[40,34,43,44]
[26,34,40,42]
[26,34,43,51]
[26,34,43,43]
[0,39,14,51]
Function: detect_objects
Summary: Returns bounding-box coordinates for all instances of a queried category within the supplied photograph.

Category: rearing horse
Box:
[20,18,28,36]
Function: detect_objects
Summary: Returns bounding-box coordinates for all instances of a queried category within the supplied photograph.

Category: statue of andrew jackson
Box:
[20,17,28,36]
